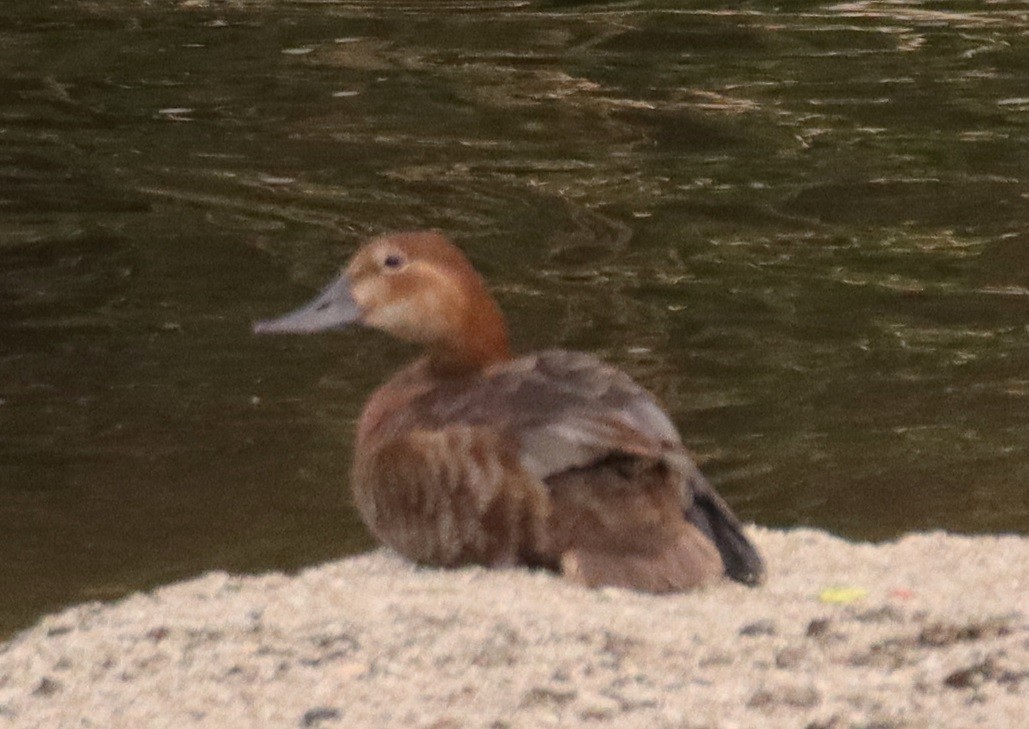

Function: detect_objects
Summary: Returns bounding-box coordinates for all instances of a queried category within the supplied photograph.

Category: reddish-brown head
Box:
[255,231,511,373]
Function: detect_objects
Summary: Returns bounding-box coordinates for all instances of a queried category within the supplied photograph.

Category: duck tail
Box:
[684,471,765,586]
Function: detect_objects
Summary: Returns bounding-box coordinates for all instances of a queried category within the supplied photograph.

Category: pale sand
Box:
[0,528,1025,729]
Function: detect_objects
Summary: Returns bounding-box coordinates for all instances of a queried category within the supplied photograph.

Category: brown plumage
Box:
[255,230,764,591]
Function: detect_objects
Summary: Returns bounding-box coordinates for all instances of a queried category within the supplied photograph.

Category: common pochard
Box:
[255,230,764,592]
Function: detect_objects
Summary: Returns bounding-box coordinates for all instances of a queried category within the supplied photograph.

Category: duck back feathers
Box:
[353,350,764,590]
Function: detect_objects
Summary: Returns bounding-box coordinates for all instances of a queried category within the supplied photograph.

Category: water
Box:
[1,0,1026,636]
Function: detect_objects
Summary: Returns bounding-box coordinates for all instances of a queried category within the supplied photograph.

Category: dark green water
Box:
[1,0,1026,636]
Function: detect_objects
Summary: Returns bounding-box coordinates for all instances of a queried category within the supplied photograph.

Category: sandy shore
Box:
[0,528,1025,728]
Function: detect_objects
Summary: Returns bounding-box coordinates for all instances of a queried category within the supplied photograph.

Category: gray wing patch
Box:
[504,351,685,483]
[517,414,662,482]
[400,350,686,484]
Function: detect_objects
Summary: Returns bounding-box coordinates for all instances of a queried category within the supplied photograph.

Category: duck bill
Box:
[253,274,360,334]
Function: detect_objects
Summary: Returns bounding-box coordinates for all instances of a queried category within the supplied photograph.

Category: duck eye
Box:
[383,253,405,270]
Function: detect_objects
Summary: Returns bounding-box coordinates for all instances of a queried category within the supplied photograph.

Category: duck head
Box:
[254,231,512,374]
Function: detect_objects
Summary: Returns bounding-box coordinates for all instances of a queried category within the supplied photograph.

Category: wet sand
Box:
[0,527,1025,728]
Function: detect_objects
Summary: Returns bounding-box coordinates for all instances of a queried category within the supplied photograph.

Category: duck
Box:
[255,230,764,592]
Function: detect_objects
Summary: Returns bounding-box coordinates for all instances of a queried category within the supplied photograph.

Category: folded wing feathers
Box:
[517,412,667,482]
[407,349,696,495]
[505,351,688,485]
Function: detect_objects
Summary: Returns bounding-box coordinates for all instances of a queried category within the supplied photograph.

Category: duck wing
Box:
[409,350,764,589]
